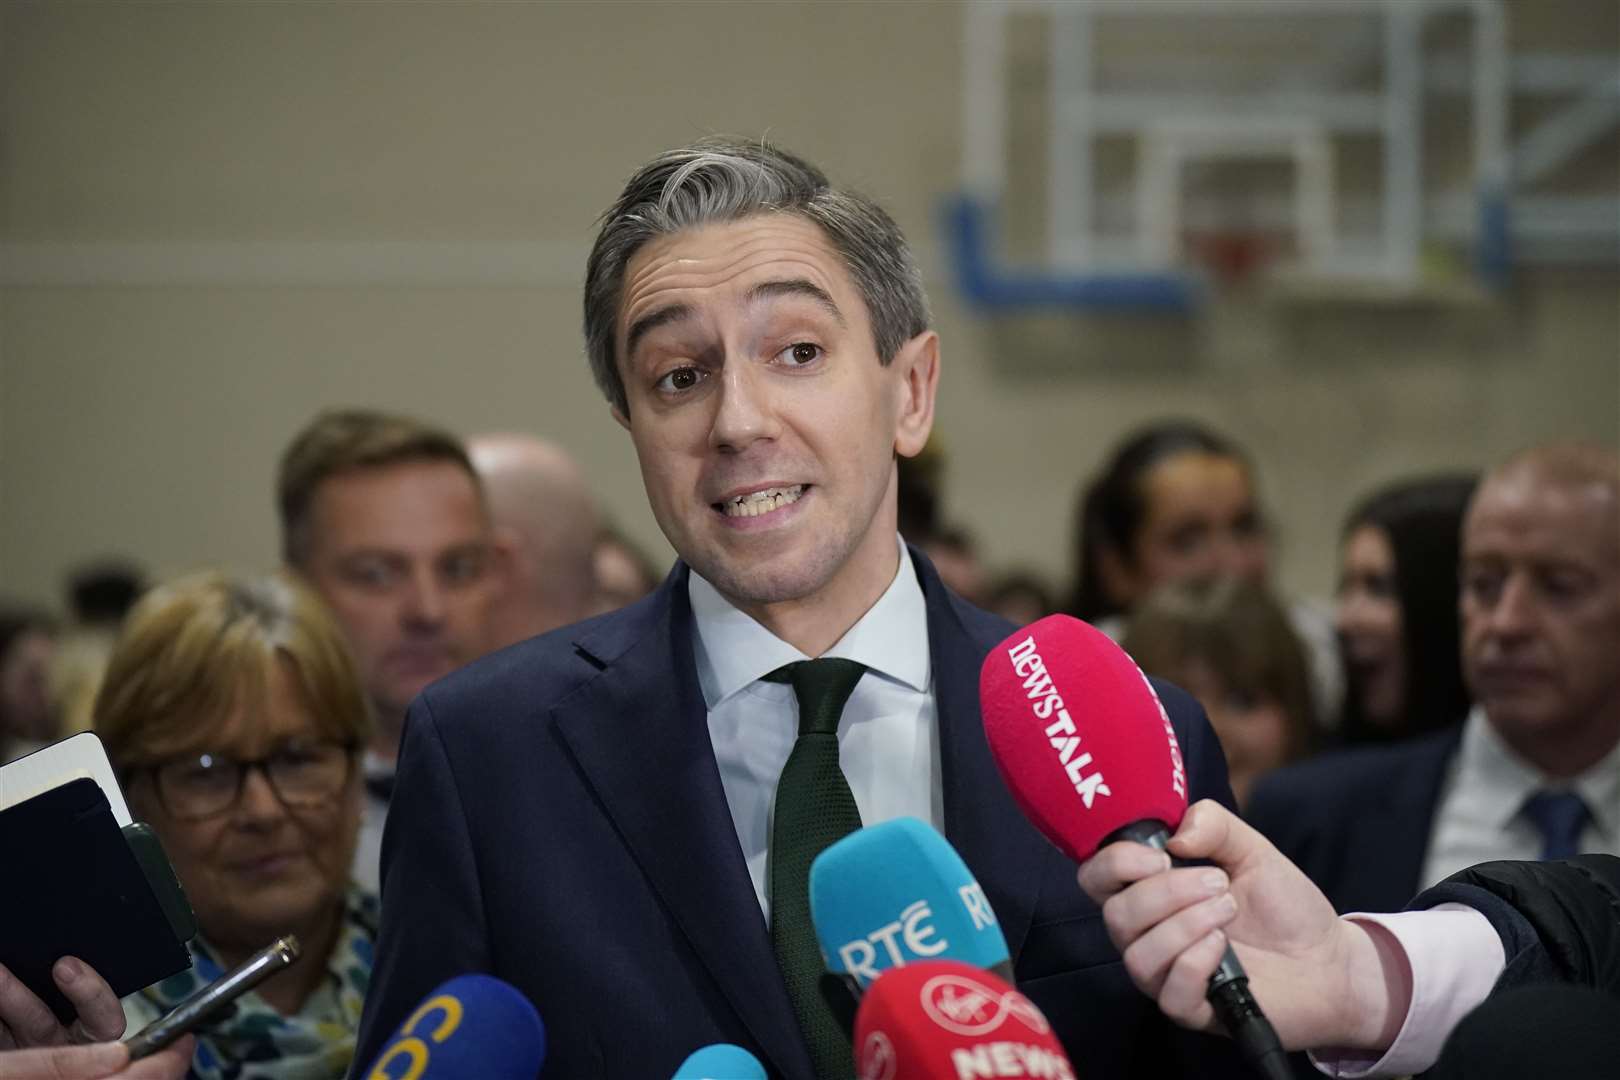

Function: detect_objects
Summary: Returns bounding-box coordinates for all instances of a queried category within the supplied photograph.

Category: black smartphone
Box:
[0,778,192,1023]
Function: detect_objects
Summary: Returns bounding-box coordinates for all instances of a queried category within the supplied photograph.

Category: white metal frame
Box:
[1136,120,1336,271]
[960,0,1537,283]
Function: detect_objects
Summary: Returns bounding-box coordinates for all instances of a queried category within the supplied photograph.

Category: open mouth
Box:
[715,484,808,519]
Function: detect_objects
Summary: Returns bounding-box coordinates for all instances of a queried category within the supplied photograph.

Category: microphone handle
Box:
[1107,821,1291,1080]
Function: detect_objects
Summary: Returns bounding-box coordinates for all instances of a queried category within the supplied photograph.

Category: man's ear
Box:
[611,403,631,431]
[892,330,940,459]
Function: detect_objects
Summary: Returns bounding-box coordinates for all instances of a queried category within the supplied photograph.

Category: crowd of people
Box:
[0,135,1614,1080]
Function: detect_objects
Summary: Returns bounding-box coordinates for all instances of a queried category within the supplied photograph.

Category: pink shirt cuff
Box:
[1310,904,1506,1078]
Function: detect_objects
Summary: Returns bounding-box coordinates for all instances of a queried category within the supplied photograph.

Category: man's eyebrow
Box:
[625,303,693,359]
[748,279,845,325]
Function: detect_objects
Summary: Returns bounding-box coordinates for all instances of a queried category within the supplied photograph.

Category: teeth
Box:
[721,485,805,518]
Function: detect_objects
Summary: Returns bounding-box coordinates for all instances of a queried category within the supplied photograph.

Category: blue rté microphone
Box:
[809,817,1011,993]
[359,974,545,1079]
[671,1043,767,1079]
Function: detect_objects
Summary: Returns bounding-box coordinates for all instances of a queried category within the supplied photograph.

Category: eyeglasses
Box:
[138,740,357,822]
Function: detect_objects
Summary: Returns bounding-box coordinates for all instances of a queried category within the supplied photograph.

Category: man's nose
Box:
[1486,573,1538,639]
[709,364,779,453]
[402,565,448,628]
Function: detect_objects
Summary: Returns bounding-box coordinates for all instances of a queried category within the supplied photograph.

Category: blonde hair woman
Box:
[96,573,374,1080]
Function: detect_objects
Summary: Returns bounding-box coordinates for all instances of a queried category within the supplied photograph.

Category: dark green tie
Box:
[766,657,866,1079]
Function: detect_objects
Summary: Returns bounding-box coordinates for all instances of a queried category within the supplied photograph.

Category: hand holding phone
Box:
[0,956,126,1050]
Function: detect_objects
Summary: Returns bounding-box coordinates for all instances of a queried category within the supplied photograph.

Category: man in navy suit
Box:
[1249,443,1620,914]
[351,138,1247,1078]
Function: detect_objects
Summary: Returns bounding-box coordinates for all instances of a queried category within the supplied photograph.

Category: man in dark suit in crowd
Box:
[1248,442,1620,913]
[277,410,499,892]
[351,138,1246,1078]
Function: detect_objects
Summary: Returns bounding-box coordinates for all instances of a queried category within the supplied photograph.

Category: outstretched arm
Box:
[1075,799,1408,1054]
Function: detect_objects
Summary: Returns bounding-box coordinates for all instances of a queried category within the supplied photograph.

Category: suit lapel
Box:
[549,568,811,1078]
[1373,731,1464,900]
[1342,729,1463,909]
[917,552,1052,964]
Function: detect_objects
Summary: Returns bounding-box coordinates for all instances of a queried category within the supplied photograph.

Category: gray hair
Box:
[582,137,932,415]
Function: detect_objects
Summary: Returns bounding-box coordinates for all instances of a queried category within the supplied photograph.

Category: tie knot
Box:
[1521,789,1591,860]
[766,658,867,736]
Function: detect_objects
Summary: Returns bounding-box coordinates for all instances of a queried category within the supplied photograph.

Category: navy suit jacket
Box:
[351,553,1250,1078]
[1246,728,1464,915]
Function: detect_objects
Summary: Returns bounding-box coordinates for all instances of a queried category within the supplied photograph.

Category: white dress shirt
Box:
[350,749,392,896]
[1421,705,1620,889]
[691,537,939,921]
[1312,905,1505,1078]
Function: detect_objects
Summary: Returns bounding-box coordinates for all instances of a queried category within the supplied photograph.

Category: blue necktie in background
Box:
[1521,789,1591,860]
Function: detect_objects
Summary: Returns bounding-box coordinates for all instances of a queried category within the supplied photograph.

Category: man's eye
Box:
[341,561,396,588]
[655,367,705,393]
[779,342,822,366]
[441,550,487,585]
[1462,570,1502,602]
[1538,570,1587,602]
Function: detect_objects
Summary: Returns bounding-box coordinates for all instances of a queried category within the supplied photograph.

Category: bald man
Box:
[469,434,602,647]
[1249,441,1620,914]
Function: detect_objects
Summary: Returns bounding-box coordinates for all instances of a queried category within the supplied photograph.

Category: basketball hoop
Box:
[1182,228,1276,287]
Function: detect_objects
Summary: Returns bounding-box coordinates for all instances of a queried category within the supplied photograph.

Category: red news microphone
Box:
[854,959,1075,1080]
[979,614,1290,1080]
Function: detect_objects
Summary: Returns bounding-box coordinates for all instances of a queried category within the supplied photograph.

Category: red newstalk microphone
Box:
[979,614,1290,1080]
[853,960,1076,1080]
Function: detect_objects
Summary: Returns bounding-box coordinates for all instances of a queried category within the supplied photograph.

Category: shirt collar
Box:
[689,536,931,708]
[1455,705,1620,835]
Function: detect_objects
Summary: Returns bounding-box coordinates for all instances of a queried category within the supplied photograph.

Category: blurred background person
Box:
[984,570,1056,627]
[1249,443,1620,914]
[916,523,988,606]
[277,409,498,892]
[51,560,147,737]
[1336,474,1478,745]
[96,572,374,1080]
[0,606,58,762]
[1067,418,1342,726]
[468,432,600,648]
[588,525,662,615]
[1122,576,1317,808]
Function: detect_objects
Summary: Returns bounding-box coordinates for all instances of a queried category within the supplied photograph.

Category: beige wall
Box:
[3,1,1617,613]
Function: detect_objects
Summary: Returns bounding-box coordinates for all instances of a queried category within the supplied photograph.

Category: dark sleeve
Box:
[1407,854,1620,996]
[351,695,493,1071]
[1153,677,1239,814]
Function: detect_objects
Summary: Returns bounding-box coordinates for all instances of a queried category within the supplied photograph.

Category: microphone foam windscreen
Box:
[853,959,1074,1080]
[810,817,1009,990]
[980,614,1190,862]
[359,974,545,1079]
[671,1043,768,1080]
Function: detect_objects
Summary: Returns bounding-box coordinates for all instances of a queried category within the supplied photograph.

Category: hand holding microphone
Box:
[979,615,1292,1080]
[1077,798,1409,1056]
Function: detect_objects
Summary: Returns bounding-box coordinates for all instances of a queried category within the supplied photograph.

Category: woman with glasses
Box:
[94,572,374,1080]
